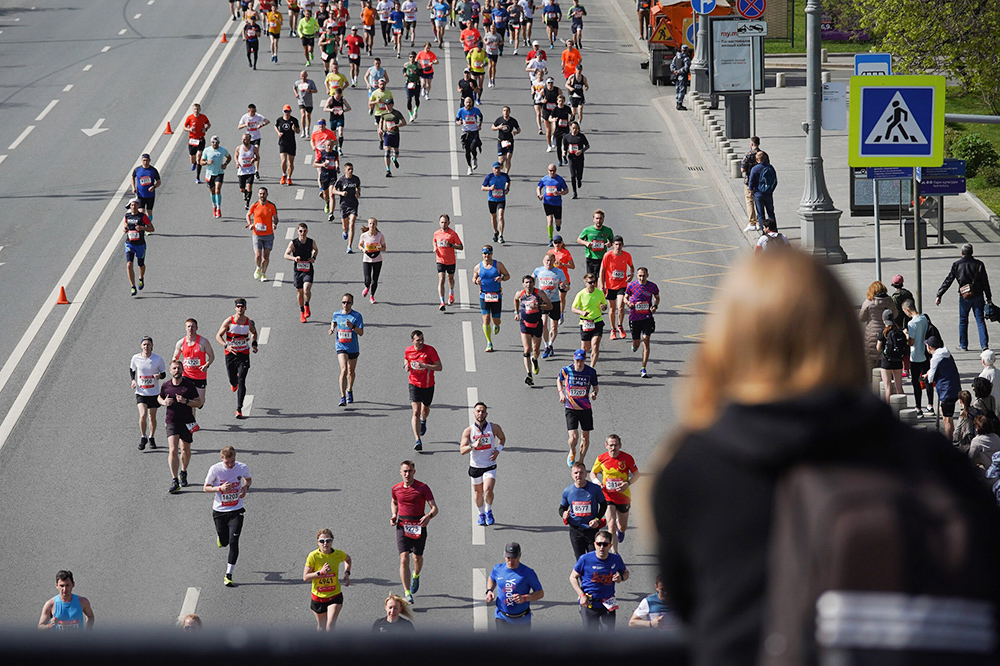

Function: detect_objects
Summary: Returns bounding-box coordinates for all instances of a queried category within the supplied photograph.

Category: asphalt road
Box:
[0,0,750,631]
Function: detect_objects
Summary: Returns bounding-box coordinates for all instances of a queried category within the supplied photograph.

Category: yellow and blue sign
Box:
[848,75,945,167]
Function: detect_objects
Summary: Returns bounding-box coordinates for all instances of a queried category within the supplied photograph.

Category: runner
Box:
[284,222,319,322]
[361,2,378,55]
[314,137,341,220]
[428,0,449,46]
[324,92,352,149]
[416,42,439,98]
[37,571,95,630]
[122,198,154,297]
[533,252,568,358]
[390,460,439,601]
[237,104,270,179]
[293,71,319,139]
[481,161,510,243]
[288,0,301,36]
[557,348,598,466]
[566,0,585,47]
[457,68,477,106]
[559,462,606,559]
[359,217,386,304]
[545,235,575,323]
[183,103,211,183]
[540,77,561,149]
[590,434,638,553]
[570,530,628,630]
[172,318,214,427]
[333,0,351,52]
[472,0,484,30]
[466,41,487,102]
[230,0,241,21]
[377,0,393,46]
[491,1,508,52]
[506,0,523,53]
[474,244,511,352]
[636,0,650,40]
[520,0,535,45]
[298,8,321,64]
[459,401,506,524]
[402,51,422,121]
[491,105,520,173]
[216,299,259,419]
[572,272,607,366]
[542,0,560,47]
[433,214,463,310]
[536,163,569,246]
[130,336,166,451]
[267,4,284,61]
[333,162,362,252]
[548,94,571,165]
[199,136,231,218]
[303,528,352,631]
[515,275,553,385]
[566,63,587,122]
[625,267,659,377]
[378,99,407,177]
[455,0,473,29]
[389,0,405,57]
[373,594,415,632]
[456,95,483,175]
[598,236,633,341]
[404,330,442,450]
[577,209,612,277]
[330,293,365,406]
[562,120,589,197]
[483,22,502,88]
[560,38,580,80]
[345,26,365,83]
[203,446,253,587]
[368,76,394,148]
[273,107,298,189]
[246,187,280,282]
[528,71,546,136]
[130,153,161,223]
[159,359,203,495]
[486,542,544,631]
[243,12,262,69]
[311,117,338,159]
[460,18,482,54]
[234,133,260,212]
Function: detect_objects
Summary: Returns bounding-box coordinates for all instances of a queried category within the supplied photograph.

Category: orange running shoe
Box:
[300,311,307,323]
[280,175,287,185]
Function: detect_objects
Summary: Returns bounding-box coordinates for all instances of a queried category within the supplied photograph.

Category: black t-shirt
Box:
[243,22,260,41]
[275,117,300,148]
[551,106,571,133]
[493,116,520,143]
[335,175,361,205]
[159,378,199,424]
[562,132,589,158]
[372,617,415,633]
[318,148,339,172]
[458,79,476,101]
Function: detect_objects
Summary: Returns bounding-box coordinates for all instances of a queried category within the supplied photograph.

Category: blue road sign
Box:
[865,166,913,180]
[686,21,697,45]
[691,0,717,15]
[855,53,892,76]
[919,178,966,196]
[917,158,966,180]
[736,0,765,20]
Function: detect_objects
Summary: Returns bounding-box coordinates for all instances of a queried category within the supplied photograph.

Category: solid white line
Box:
[458,268,470,310]
[0,155,7,167]
[102,46,111,52]
[452,186,462,216]
[177,587,200,624]
[118,29,127,35]
[82,65,92,71]
[35,100,59,121]
[444,42,459,181]
[454,223,466,260]
[258,327,271,345]
[63,84,73,92]
[472,496,486,545]
[8,126,35,150]
[148,0,155,5]
[0,21,237,452]
[295,188,305,200]
[285,227,295,239]
[472,568,488,631]
[467,386,478,425]
[134,13,142,19]
[462,321,476,372]
[272,272,284,287]
[242,394,254,417]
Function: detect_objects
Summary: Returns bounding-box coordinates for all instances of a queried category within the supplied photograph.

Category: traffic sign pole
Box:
[874,182,881,281]
[750,36,756,136]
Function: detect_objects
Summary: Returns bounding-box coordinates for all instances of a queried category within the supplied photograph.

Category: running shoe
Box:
[346,246,353,254]
[472,157,477,170]
[286,179,293,186]
[300,311,307,323]
[498,235,505,244]
[477,513,487,526]
[392,155,399,168]
[439,302,446,311]
[363,287,369,297]
[138,278,144,291]
[139,436,147,451]
[148,437,157,449]
[179,470,188,487]
[485,510,495,526]
[217,537,223,548]
[385,170,392,177]
[532,358,539,374]
[485,342,494,352]
[237,408,247,419]
[168,479,181,494]
[339,397,347,407]
[546,145,554,153]
[254,267,261,280]
[342,231,348,240]
[493,324,500,334]
[328,212,335,222]
[370,295,376,304]
[525,375,534,386]
[413,441,423,451]
[281,175,287,185]
[609,329,618,341]
[419,420,427,436]
[448,293,455,305]
[346,391,354,404]
[617,530,625,544]
[541,347,551,359]
[640,367,648,378]
[405,592,414,604]
[231,384,238,392]
[224,574,235,587]
[304,305,311,317]
[467,167,473,176]
[567,453,575,467]
[555,223,561,232]
[259,273,267,282]
[131,286,137,297]
[742,223,758,234]
[196,178,202,184]
[493,232,499,242]
[191,164,196,171]
[410,574,420,594]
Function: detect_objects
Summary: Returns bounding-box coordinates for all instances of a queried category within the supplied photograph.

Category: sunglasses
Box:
[585,281,596,285]
[318,538,333,544]
[482,250,493,255]
[342,300,352,305]
[595,542,611,547]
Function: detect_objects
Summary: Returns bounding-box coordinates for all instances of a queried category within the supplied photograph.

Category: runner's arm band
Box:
[130,369,136,379]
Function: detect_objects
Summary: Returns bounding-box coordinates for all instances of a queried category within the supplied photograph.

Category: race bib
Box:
[220,488,239,507]
[316,577,339,594]
[407,81,416,89]
[546,102,556,110]
[634,301,650,311]
[545,185,557,196]
[606,479,625,491]
[183,357,200,367]
[299,82,310,93]
[189,137,201,146]
[255,222,267,232]
[230,338,249,352]
[378,101,388,111]
[568,386,587,397]
[491,188,504,199]
[332,107,344,115]
[539,277,555,289]
[409,360,423,370]
[402,521,422,538]
[524,299,539,314]
[337,328,353,343]
[483,292,500,303]
[139,176,152,186]
[248,121,260,131]
[612,270,625,280]
[602,596,619,612]
[436,239,450,247]
[591,240,604,250]
[558,119,568,127]
[246,27,257,38]
[127,230,141,241]
[393,27,402,34]
[296,261,312,272]
[138,375,155,389]
[571,500,591,517]
[501,139,511,148]
[186,421,200,433]
[269,20,278,28]
[385,120,397,131]
[580,319,595,332]
[463,118,478,129]
[568,144,581,154]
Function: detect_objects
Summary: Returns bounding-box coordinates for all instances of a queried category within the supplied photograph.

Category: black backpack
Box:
[925,314,943,346]
[882,327,908,361]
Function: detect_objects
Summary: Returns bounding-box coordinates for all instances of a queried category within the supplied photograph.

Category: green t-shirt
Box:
[572,288,607,324]
[298,17,319,37]
[369,89,394,117]
[578,225,615,261]
[380,109,405,134]
[403,62,421,85]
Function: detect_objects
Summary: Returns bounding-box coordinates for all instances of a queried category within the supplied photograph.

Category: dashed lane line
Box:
[35,100,59,121]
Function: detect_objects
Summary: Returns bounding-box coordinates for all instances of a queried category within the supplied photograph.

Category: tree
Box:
[828,0,1000,114]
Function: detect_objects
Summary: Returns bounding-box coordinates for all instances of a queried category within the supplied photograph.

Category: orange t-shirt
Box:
[546,247,574,284]
[249,201,278,236]
[561,49,581,77]
[184,114,210,139]
[433,228,461,265]
[601,250,633,291]
[362,7,376,26]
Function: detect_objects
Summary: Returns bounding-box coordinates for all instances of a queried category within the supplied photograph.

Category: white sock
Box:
[484,503,492,513]
[226,564,235,574]
[478,504,486,515]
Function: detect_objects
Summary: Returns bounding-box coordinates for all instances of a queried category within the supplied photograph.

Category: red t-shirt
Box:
[405,344,440,388]
[345,34,363,55]
[392,480,435,518]
[433,228,461,265]
[184,114,210,139]
[601,250,633,291]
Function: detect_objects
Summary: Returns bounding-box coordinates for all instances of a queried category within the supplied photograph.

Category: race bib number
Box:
[402,522,422,538]
[568,387,587,397]
[332,107,344,115]
[602,596,619,612]
[127,230,141,241]
[138,375,155,389]
[189,137,201,146]
[409,360,423,370]
[407,81,416,89]
[571,500,591,518]
[634,301,650,311]
[580,319,595,332]
[269,20,278,28]
[296,261,312,272]
[220,488,239,507]
[366,243,380,253]
[491,188,504,199]
[539,277,555,289]
[612,270,625,280]
[606,479,625,491]
[378,101,388,111]
[501,139,511,148]
[248,121,260,131]
[483,292,500,303]
[385,121,397,131]
[183,357,200,367]
[437,239,450,247]
[558,119,568,127]
[568,144,581,154]
[316,577,339,594]
[246,28,257,38]
[590,240,604,250]
[463,118,478,129]
[524,299,539,314]
[337,328,353,343]
[393,27,402,34]
[230,338,249,352]
[186,421,200,433]
[299,82,310,93]
[139,176,152,186]
[255,222,268,232]
[545,185,557,196]
[546,102,556,110]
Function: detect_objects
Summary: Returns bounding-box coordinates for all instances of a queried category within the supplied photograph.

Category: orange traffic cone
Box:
[164,122,174,135]
[221,33,228,44]
[56,286,70,305]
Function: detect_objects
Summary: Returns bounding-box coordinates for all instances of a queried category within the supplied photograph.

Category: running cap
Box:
[573,349,586,360]
[140,153,151,160]
[317,119,327,124]
[552,235,564,243]
[925,336,942,349]
[352,25,359,30]
[504,542,521,557]
[283,104,292,112]
[140,336,153,344]
[982,349,996,365]
[881,309,894,325]
[492,161,502,168]
[235,298,247,307]
[532,40,539,46]
[464,67,471,73]
[891,274,904,287]
[129,197,140,204]
[545,77,554,83]
[210,135,220,142]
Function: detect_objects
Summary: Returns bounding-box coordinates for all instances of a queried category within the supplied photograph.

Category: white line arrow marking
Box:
[81,119,109,137]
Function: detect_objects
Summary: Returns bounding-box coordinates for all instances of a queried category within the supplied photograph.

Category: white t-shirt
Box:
[130,353,167,396]
[205,461,251,512]
[239,113,267,141]
[755,231,789,252]
[377,0,393,20]
[401,0,418,21]
[520,0,534,19]
[468,421,499,468]
[359,230,385,263]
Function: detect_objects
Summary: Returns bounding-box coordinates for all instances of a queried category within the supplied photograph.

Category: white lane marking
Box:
[63,84,73,92]
[472,496,486,545]
[0,155,7,167]
[272,272,284,287]
[285,227,295,240]
[454,223,465,260]
[177,587,200,624]
[82,65,92,71]
[452,186,462,216]
[148,0,155,5]
[102,46,111,52]
[14,17,20,21]
[462,321,476,372]
[295,188,305,200]
[134,13,142,19]
[258,327,271,345]
[0,20,237,447]
[458,268,470,310]
[472,568,488,631]
[444,42,459,181]
[303,152,312,165]
[8,126,34,150]
[118,29,127,35]
[35,100,59,121]
[242,394,254,417]
[81,118,109,137]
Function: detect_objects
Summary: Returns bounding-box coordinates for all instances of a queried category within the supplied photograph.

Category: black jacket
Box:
[653,389,1000,666]
[938,255,992,301]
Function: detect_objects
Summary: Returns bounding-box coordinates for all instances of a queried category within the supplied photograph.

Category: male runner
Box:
[459,401,506,525]
[433,214,463,310]
[507,0,524,52]
[515,275,553,385]
[377,0,394,45]
[325,60,350,99]
[562,120,589,196]
[237,104,270,179]
[172,317,214,418]
[289,0,302,36]
[557,348,598,467]
[416,42,438,98]
[466,41,487,101]
[130,153,161,223]
[378,99,407,177]
[591,434,637,554]
[456,95,483,175]
[577,209,612,277]
[204,446,253,587]
[183,103,211,183]
[243,12,262,69]
[548,94,572,166]
[570,530,628,630]
[368,77,394,147]
[130,336,166,451]
[539,77,561,146]
[536,164,568,246]
[38,571,95,630]
[303,528,353,631]
[293,71,319,138]
[389,1,405,57]
[460,17,481,53]
[345,26,365,83]
[572,273,607,366]
[314,138,341,220]
[400,0,418,45]
[457,67,477,105]
[216,298,259,419]
[428,0,449,46]
[325,90,352,150]
[486,542,545,631]
[474,244,511,352]
[625,267,659,377]
[404,330,442,450]
[284,223,319,322]
[481,161,510,243]
[545,235,575,323]
[299,8,321,63]
[159,359,204,494]
[200,136,231,217]
[334,162,362,252]
[365,57,389,94]
[122,198,154,297]
[542,0,560,47]
[402,51,422,121]
[560,38,580,79]
[533,252,568,358]
[266,4,284,61]
[360,1,376,53]
[330,292,365,406]
[233,133,260,212]
[598,235,633,340]
[566,64,588,122]
[391,460,439,602]
[491,105,520,173]
[559,462,606,559]
[272,107,298,187]
[246,187,280,282]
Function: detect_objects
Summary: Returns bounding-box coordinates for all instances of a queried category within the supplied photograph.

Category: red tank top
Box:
[225,316,252,355]
[181,335,208,380]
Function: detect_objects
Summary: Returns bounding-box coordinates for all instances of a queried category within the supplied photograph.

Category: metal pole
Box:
[937,196,944,245]
[750,36,756,137]
[913,172,922,313]
[874,182,882,282]
[692,8,710,96]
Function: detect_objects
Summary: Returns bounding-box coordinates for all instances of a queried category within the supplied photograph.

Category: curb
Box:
[963,190,1000,231]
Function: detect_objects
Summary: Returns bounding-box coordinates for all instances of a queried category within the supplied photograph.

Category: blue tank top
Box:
[642,593,672,618]
[52,594,85,630]
[480,261,501,293]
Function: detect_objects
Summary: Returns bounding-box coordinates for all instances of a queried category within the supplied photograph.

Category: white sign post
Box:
[738,21,767,135]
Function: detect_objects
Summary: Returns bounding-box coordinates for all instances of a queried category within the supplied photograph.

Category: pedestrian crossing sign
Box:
[848,75,945,167]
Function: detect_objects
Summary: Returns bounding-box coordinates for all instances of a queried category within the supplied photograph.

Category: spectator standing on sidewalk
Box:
[903,300,935,416]
[924,335,961,442]
[747,151,777,224]
[740,137,760,234]
[981,349,1000,407]
[669,45,691,111]
[860,280,898,373]
[890,274,915,376]
[935,243,993,351]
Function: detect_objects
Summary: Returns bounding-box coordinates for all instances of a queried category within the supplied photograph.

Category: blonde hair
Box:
[680,249,867,431]
[385,593,414,620]
[316,528,333,540]
[866,280,888,301]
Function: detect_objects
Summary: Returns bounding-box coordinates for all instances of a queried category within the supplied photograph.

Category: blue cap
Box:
[573,349,586,360]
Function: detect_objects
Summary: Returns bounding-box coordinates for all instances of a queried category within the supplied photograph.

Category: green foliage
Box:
[943,125,962,158]
[980,165,1000,189]
[951,134,1000,178]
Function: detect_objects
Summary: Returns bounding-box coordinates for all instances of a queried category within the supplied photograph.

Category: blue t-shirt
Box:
[432,2,449,21]
[482,172,510,201]
[538,174,567,205]
[479,260,502,293]
[390,10,405,29]
[491,7,508,29]
[332,310,364,354]
[561,481,604,529]
[574,551,626,600]
[490,562,543,624]
[543,2,561,20]
[559,363,598,410]
[456,107,483,133]
[202,146,229,177]
[133,165,160,198]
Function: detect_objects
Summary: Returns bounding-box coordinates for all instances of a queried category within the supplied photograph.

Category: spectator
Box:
[954,390,979,452]
[372,593,415,633]
[981,349,1000,406]
[925,335,961,442]
[740,137,761,234]
[859,280,898,372]
[628,574,676,630]
[970,414,1000,472]
[747,151,777,224]
[935,243,993,351]
[875,308,907,402]
[890,274,914,376]
[670,45,691,111]
[753,218,789,254]
[903,300,934,416]
[973,376,998,419]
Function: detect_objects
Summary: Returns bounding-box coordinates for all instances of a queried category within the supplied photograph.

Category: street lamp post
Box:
[797,0,847,263]
[691,13,709,95]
